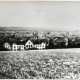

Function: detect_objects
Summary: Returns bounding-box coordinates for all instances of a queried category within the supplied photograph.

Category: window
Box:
[31,45,32,47]
[28,45,30,48]
[14,46,16,48]
[14,48,16,51]
[43,45,44,47]
[35,45,37,48]
[21,46,23,48]
[26,45,28,47]
[28,42,30,44]
[38,45,40,47]
[40,45,41,47]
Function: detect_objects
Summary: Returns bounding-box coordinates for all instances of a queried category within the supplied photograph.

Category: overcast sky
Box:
[0,1,80,31]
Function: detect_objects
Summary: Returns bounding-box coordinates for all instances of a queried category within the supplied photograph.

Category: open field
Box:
[0,48,80,79]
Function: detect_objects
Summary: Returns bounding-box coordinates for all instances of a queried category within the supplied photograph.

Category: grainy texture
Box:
[0,49,80,79]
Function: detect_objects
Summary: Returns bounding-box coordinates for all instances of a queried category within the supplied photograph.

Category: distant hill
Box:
[0,27,48,31]
[0,27,32,31]
[0,26,79,32]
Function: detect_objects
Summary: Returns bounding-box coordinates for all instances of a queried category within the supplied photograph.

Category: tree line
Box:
[0,30,80,50]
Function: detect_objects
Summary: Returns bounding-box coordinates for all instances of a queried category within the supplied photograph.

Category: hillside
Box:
[0,49,80,79]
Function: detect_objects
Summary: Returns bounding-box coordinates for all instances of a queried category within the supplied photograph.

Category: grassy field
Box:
[0,48,80,79]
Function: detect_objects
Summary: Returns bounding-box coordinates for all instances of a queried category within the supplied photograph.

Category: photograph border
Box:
[0,0,80,80]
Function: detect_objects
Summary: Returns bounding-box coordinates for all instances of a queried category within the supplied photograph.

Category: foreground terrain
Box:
[0,49,80,79]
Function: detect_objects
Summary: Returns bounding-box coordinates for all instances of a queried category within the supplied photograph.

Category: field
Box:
[0,49,80,79]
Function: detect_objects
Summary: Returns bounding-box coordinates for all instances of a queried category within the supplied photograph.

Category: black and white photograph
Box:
[0,1,80,79]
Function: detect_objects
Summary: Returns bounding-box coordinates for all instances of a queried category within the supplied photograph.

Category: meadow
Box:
[0,48,80,79]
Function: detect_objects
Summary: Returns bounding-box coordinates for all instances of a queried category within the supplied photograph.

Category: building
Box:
[33,39,46,50]
[12,39,46,51]
[25,39,46,50]
[25,40,34,49]
[34,42,46,50]
[12,43,17,51]
[3,42,11,50]
[74,37,80,47]
[12,43,24,51]
[53,36,68,48]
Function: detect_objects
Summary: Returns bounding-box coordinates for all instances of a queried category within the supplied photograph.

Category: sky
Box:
[0,1,80,31]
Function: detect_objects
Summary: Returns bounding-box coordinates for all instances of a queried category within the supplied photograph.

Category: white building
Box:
[12,39,46,51]
[12,43,24,51]
[25,40,34,49]
[4,42,11,50]
[25,40,46,50]
[34,42,46,50]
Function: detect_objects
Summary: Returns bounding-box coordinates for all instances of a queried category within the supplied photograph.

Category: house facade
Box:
[53,37,68,48]
[12,43,24,51]
[25,40,34,49]
[34,42,46,50]
[6,39,47,51]
[25,40,46,50]
[12,43,17,51]
[4,42,11,50]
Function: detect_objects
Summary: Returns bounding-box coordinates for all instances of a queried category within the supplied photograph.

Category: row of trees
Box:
[0,30,80,50]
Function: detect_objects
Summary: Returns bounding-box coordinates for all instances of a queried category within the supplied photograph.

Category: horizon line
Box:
[0,26,80,32]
